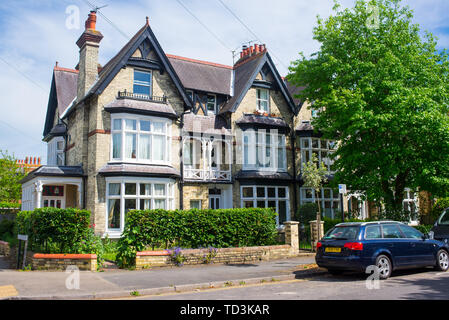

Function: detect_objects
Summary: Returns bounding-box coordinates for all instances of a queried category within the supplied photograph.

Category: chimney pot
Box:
[38,158,41,165]
[85,10,97,30]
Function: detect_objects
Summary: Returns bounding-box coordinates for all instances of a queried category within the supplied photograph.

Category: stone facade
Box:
[31,254,97,271]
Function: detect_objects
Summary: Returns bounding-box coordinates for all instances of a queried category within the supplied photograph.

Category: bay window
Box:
[241,185,289,226]
[243,130,286,171]
[106,178,175,236]
[111,115,171,164]
[300,187,340,219]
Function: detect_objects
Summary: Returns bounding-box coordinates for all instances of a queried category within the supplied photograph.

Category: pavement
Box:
[0,252,322,300]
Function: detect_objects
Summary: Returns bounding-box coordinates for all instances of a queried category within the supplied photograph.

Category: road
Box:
[134,267,449,300]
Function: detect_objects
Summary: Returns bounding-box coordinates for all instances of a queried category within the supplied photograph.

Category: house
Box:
[20,11,430,237]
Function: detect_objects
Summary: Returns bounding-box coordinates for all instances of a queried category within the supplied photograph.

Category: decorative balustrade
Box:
[184,168,231,181]
[117,90,167,103]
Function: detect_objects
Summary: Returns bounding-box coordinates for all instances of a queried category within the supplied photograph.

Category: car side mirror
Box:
[422,233,429,240]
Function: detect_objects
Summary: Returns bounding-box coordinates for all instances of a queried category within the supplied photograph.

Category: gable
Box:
[77,24,192,111]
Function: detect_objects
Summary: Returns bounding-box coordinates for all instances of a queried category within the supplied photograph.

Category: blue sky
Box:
[0,0,448,163]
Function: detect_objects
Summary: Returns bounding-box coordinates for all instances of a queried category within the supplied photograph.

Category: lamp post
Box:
[339,184,346,222]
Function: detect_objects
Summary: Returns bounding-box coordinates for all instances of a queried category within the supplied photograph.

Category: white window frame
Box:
[256,88,270,113]
[300,137,336,172]
[403,188,419,224]
[190,199,202,209]
[240,185,290,226]
[300,187,340,219]
[206,94,217,114]
[47,136,65,166]
[110,113,172,165]
[133,69,152,97]
[105,177,176,237]
[242,129,286,172]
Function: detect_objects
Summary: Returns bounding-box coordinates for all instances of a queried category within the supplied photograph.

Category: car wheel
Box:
[435,250,449,271]
[327,269,343,276]
[376,255,392,280]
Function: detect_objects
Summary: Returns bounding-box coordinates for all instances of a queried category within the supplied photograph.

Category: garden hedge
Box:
[116,208,278,268]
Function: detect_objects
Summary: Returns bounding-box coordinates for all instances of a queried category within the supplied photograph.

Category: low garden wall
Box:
[32,254,97,271]
[0,240,10,256]
[136,244,295,269]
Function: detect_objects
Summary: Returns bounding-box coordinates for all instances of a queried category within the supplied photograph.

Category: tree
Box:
[0,150,26,202]
[288,0,449,214]
[301,153,328,246]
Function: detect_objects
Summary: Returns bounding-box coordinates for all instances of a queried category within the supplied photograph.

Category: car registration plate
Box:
[325,247,341,253]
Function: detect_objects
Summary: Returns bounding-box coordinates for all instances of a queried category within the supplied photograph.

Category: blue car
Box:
[315,221,449,279]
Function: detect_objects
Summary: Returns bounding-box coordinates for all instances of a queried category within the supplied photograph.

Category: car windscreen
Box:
[323,226,360,240]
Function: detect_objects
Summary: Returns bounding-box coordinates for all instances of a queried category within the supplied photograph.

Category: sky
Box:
[0,0,448,164]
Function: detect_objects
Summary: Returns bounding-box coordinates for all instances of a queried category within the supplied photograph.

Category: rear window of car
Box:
[365,225,381,239]
[382,225,404,238]
[323,226,360,240]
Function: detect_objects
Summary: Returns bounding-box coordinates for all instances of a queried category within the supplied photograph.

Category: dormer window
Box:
[207,94,216,114]
[256,88,269,113]
[133,70,152,96]
[47,137,65,166]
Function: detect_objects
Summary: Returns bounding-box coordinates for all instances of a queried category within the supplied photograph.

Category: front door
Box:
[209,195,221,209]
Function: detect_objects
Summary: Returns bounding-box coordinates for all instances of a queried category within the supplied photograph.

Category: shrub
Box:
[296,203,318,224]
[116,208,278,268]
[16,207,91,253]
[414,225,433,235]
[0,219,16,241]
[427,198,449,224]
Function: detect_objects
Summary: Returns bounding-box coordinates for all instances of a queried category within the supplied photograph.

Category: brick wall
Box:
[31,254,97,271]
[136,245,295,269]
[0,241,10,256]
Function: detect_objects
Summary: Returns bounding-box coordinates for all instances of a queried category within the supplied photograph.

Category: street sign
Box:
[338,184,346,194]
[17,235,28,241]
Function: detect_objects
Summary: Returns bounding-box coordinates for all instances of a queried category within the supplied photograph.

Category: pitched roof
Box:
[167,54,232,96]
[20,165,84,184]
[284,79,305,111]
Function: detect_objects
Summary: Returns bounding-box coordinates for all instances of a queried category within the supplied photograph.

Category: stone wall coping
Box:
[284,221,299,225]
[0,240,9,246]
[33,253,97,259]
[137,245,292,256]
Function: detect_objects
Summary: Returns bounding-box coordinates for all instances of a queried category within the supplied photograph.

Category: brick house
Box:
[20,11,428,236]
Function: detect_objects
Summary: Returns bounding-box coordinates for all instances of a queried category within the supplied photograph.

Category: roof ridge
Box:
[54,66,79,73]
[233,51,266,69]
[166,54,233,70]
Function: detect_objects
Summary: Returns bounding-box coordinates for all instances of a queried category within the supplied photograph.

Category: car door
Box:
[380,224,411,267]
[398,224,435,266]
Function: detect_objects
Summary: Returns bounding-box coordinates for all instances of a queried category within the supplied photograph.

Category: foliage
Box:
[0,150,27,202]
[323,217,366,234]
[296,203,318,224]
[288,0,449,213]
[0,219,16,242]
[202,246,218,264]
[413,225,433,235]
[0,201,21,209]
[116,208,278,268]
[377,209,418,223]
[428,198,449,224]
[167,247,185,267]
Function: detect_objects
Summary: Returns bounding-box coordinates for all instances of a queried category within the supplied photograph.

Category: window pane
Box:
[268,200,276,209]
[139,134,151,160]
[312,139,319,149]
[278,201,287,225]
[301,138,309,149]
[140,184,151,196]
[267,187,276,198]
[278,188,286,198]
[109,183,121,196]
[382,225,404,239]
[125,119,136,130]
[190,200,201,209]
[112,133,122,159]
[154,184,165,196]
[257,201,266,208]
[153,122,165,133]
[154,199,166,209]
[108,199,121,229]
[140,199,151,210]
[244,201,254,208]
[153,135,165,161]
[113,119,122,130]
[257,187,265,197]
[125,183,136,195]
[134,70,151,83]
[125,199,136,214]
[365,226,382,239]
[140,120,151,132]
[125,133,137,158]
[399,225,423,239]
[242,187,253,198]
[134,84,150,96]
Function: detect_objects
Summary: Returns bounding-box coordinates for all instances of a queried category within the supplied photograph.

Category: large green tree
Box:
[0,150,26,202]
[288,0,449,213]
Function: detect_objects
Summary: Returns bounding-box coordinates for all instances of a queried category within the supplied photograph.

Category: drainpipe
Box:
[179,111,187,210]
[291,114,298,219]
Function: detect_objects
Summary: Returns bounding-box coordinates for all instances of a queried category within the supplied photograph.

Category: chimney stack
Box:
[235,43,267,65]
[76,11,103,100]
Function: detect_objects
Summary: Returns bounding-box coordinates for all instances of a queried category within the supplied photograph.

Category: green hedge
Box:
[116,208,278,268]
[16,208,91,253]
